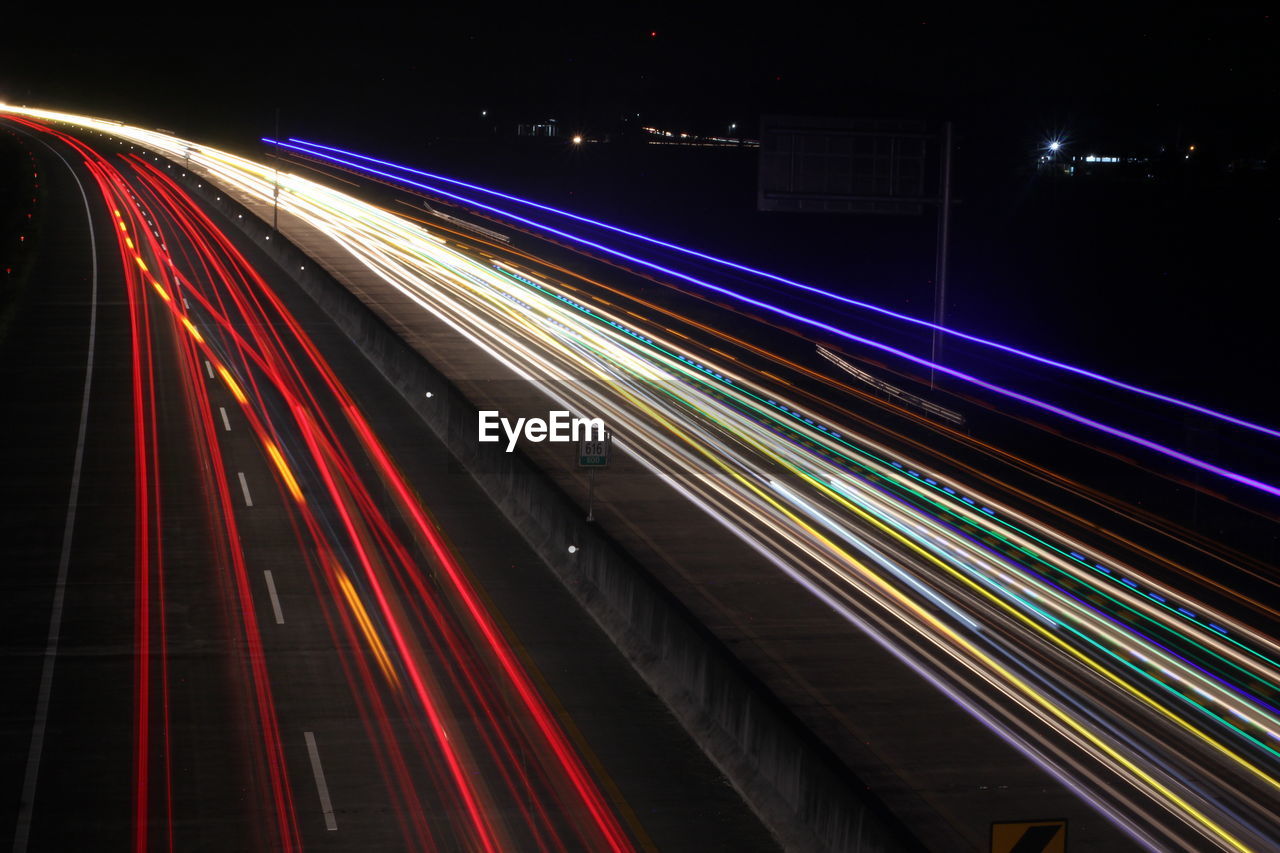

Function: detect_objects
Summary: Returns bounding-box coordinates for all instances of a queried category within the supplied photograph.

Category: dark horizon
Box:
[2,8,1276,154]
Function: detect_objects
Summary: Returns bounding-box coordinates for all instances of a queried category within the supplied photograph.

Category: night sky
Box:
[2,8,1275,150]
[3,6,1279,425]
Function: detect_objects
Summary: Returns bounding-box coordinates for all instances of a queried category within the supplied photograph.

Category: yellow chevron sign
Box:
[991,819,1067,853]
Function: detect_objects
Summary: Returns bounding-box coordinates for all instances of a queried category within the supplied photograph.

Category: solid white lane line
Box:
[219,406,231,431]
[303,732,338,831]
[263,571,285,624]
[14,131,99,853]
[237,472,253,507]
[204,359,214,379]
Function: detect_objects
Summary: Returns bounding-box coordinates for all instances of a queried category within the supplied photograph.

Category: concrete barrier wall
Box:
[182,175,917,853]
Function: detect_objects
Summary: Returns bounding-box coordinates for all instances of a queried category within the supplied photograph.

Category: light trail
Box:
[125,150,638,852]
[266,138,1280,502]
[7,113,639,852]
[8,105,1280,850]
[279,136,1280,442]
[416,215,1280,621]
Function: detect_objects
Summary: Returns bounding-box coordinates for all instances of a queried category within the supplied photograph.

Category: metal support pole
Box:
[586,468,596,522]
[272,107,280,233]
[930,121,953,389]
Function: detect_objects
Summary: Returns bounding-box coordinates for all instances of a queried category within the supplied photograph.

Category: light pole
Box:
[930,121,953,389]
[272,107,280,233]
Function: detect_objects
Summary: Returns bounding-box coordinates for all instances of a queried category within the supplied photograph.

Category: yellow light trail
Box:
[216,364,247,404]
[263,440,305,504]
[334,564,399,689]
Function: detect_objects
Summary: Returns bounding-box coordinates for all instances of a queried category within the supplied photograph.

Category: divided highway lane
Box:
[0,119,138,850]
[273,146,1280,853]
[84,119,1280,850]
[449,223,1280,623]
[239,158,1280,850]
[1,118,777,851]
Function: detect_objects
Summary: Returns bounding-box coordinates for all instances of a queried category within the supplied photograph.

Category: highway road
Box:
[0,115,779,852]
[6,105,1280,851]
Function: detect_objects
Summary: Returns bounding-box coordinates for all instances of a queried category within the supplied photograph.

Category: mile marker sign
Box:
[578,432,611,467]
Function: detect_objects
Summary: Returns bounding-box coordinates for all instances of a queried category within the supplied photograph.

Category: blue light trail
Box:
[279,137,1280,443]
[264,139,1280,501]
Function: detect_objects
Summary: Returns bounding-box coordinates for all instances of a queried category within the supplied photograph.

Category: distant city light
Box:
[1041,135,1068,159]
[572,135,583,144]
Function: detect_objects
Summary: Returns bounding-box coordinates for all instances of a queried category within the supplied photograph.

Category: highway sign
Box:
[758,115,931,214]
[990,819,1066,853]
[578,432,611,468]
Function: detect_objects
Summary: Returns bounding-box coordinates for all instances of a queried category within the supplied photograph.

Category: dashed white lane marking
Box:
[303,732,338,831]
[204,359,214,379]
[237,472,253,507]
[219,406,231,431]
[263,570,285,624]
